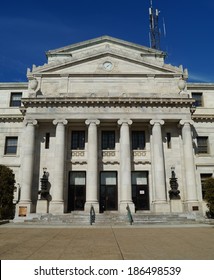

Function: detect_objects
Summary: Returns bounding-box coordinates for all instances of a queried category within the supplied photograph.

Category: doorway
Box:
[68,171,86,211]
[100,171,118,212]
[132,171,149,211]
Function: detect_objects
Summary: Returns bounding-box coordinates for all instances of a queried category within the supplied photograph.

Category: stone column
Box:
[180,120,199,211]
[49,119,68,213]
[118,119,135,213]
[18,119,37,215]
[85,119,100,212]
[150,120,169,212]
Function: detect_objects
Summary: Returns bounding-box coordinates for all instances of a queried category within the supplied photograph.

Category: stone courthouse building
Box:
[0,36,214,219]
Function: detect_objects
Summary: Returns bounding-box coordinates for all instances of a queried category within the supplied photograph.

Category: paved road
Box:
[0,223,214,260]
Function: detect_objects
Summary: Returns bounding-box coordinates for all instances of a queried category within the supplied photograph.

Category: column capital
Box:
[53,119,68,126]
[117,119,133,126]
[23,119,38,126]
[179,120,194,126]
[85,119,100,126]
[150,119,164,126]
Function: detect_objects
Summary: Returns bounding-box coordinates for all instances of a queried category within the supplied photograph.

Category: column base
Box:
[49,201,64,214]
[37,200,49,214]
[84,202,99,213]
[119,201,135,214]
[152,201,170,213]
[170,199,183,213]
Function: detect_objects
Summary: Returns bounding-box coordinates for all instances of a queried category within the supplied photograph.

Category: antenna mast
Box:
[149,0,161,49]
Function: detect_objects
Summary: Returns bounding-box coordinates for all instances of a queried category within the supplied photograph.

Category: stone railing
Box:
[70,150,87,164]
[71,150,85,157]
[132,150,151,164]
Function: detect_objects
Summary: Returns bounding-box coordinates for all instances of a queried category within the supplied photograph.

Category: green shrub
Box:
[204,177,214,218]
[0,165,15,219]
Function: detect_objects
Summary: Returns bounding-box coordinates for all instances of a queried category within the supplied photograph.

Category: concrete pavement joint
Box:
[111,227,124,260]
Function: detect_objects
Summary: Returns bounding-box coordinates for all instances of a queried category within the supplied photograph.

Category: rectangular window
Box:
[200,174,212,199]
[192,92,203,107]
[5,137,18,155]
[10,92,22,107]
[70,171,86,185]
[132,131,145,150]
[197,136,208,154]
[166,133,171,149]
[71,131,85,149]
[102,131,115,149]
[45,133,50,149]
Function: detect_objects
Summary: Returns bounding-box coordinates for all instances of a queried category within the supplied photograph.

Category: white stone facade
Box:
[0,36,214,218]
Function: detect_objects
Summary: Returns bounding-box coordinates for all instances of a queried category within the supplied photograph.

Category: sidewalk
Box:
[0,223,214,260]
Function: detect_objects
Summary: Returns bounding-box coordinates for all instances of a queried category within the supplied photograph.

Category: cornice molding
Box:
[21,97,194,108]
[0,115,24,122]
[192,115,214,121]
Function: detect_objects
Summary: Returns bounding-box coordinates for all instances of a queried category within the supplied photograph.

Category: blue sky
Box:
[0,0,214,83]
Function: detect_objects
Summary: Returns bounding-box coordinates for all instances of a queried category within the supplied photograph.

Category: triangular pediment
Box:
[29,36,183,77]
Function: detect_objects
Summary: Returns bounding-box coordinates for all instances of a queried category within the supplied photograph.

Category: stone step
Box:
[20,212,204,226]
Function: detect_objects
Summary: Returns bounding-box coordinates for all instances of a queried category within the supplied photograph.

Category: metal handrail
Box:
[90,205,96,225]
[126,204,133,225]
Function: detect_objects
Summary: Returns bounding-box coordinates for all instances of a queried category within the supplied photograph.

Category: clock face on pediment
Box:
[43,56,172,76]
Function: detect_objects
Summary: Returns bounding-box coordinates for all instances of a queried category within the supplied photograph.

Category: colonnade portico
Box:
[118,119,135,213]
[18,119,37,214]
[17,116,200,216]
[84,119,100,212]
[150,120,169,212]
[180,120,199,211]
[49,119,68,213]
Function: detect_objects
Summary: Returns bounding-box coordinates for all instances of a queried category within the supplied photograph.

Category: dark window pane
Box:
[197,136,208,154]
[71,131,85,149]
[10,93,22,107]
[102,131,115,149]
[5,137,18,154]
[192,92,203,107]
[132,131,145,149]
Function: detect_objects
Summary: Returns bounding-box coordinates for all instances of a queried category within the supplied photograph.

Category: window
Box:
[197,136,208,154]
[5,137,18,155]
[10,92,22,107]
[102,131,115,149]
[45,133,50,149]
[166,133,171,149]
[192,92,203,107]
[132,131,145,150]
[200,174,212,199]
[71,131,85,149]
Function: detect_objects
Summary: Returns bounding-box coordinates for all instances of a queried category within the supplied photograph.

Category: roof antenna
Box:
[149,0,161,50]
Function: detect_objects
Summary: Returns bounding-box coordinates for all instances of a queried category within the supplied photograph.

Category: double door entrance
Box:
[68,171,86,211]
[100,171,118,212]
[132,171,149,211]
[68,171,149,212]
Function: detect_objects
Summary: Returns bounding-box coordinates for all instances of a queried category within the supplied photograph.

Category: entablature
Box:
[21,96,194,108]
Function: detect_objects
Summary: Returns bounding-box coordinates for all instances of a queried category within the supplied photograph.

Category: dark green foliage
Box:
[0,165,15,219]
[204,177,214,218]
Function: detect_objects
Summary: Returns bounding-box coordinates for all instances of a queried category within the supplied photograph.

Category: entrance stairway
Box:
[20,211,206,226]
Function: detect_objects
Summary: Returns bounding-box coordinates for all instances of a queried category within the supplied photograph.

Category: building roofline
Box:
[46,35,166,57]
[0,82,28,89]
